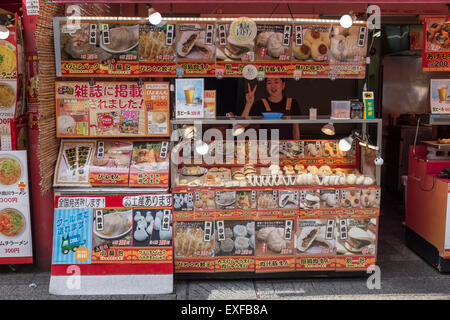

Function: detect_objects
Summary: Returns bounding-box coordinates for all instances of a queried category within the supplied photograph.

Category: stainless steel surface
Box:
[422,113,450,126]
[381,55,428,117]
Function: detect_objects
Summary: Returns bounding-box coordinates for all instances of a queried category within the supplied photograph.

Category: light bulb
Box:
[195,140,209,155]
[149,12,162,25]
[339,14,353,28]
[338,136,353,152]
[0,26,9,40]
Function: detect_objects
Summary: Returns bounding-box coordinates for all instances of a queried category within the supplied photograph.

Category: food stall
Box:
[15,0,386,290]
[404,17,450,273]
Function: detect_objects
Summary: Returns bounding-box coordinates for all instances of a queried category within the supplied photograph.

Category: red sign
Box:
[422,17,450,72]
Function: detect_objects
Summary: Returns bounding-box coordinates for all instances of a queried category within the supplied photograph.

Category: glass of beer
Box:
[184,86,195,105]
[438,86,448,102]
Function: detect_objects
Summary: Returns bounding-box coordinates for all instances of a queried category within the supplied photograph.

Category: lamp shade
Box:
[321,123,335,136]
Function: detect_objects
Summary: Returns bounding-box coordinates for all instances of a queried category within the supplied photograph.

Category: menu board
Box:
[423,17,450,72]
[138,22,177,77]
[129,141,170,187]
[176,22,216,76]
[0,151,33,263]
[0,12,25,119]
[55,81,169,138]
[335,217,377,270]
[54,17,368,79]
[295,218,336,271]
[54,139,170,188]
[328,24,368,79]
[292,23,331,78]
[52,194,173,265]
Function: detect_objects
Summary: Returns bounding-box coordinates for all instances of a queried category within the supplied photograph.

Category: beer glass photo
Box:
[184,86,195,105]
[430,79,450,114]
[438,86,448,102]
[175,78,204,118]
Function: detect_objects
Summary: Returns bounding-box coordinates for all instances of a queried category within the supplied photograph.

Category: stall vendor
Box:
[241,78,300,140]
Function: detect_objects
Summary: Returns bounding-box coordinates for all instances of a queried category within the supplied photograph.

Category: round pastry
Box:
[311,40,329,61]
[293,41,311,60]
[320,32,331,47]
[318,165,332,176]
[363,176,374,185]
[307,165,319,175]
[295,164,305,172]
[304,29,322,44]
[346,174,357,185]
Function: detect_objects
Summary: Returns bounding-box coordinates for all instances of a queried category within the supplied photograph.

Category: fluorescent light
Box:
[339,14,353,28]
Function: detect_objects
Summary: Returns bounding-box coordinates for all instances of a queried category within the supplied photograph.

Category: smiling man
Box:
[241,78,301,140]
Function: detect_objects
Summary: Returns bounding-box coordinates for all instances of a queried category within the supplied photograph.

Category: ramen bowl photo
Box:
[0,155,22,185]
[0,83,16,109]
[0,208,25,237]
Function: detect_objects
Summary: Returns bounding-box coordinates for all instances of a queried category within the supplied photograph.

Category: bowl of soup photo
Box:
[0,155,22,185]
[0,208,25,237]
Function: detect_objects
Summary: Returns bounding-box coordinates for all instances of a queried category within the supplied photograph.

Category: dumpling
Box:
[100,212,131,237]
[256,227,276,242]
[267,228,288,253]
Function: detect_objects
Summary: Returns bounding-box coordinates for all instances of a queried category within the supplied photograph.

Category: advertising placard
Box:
[422,17,450,72]
[430,79,450,113]
[175,78,204,118]
[56,81,171,138]
[53,194,173,265]
[0,151,33,263]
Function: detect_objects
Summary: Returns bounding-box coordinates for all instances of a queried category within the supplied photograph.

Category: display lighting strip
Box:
[66,16,366,24]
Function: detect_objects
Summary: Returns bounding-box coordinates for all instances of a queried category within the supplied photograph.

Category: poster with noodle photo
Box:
[430,79,450,113]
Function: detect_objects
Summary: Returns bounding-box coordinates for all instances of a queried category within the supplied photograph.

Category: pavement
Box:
[1,193,450,300]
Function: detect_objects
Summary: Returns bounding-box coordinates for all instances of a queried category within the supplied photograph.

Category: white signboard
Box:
[0,151,33,262]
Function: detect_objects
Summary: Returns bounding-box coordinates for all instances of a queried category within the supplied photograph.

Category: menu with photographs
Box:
[328,24,368,79]
[139,22,177,77]
[0,12,25,119]
[55,81,169,138]
[215,18,257,77]
[52,194,173,265]
[129,141,170,187]
[423,17,450,72]
[176,22,216,76]
[292,23,331,78]
[143,82,170,136]
[54,139,170,188]
[0,151,33,263]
